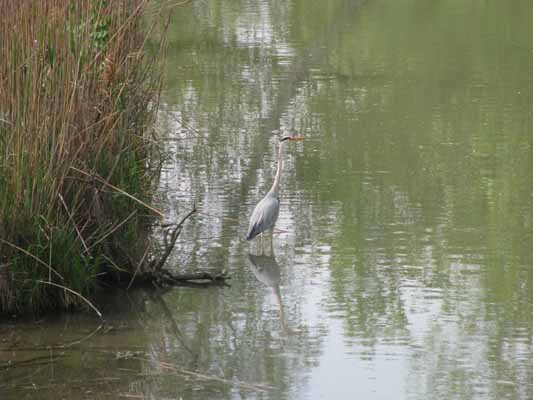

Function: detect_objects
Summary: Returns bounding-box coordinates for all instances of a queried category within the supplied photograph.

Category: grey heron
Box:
[246,135,304,246]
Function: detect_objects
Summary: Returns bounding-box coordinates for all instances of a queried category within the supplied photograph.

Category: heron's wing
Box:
[246,195,280,240]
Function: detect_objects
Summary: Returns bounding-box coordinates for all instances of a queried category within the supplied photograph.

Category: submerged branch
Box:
[132,356,273,392]
[123,207,231,289]
[150,270,230,287]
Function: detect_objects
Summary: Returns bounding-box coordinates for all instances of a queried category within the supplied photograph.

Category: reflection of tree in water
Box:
[158,0,368,266]
[129,282,321,400]
[300,2,533,397]
[157,0,533,398]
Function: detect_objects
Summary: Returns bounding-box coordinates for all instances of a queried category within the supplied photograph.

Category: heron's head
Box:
[280,135,304,142]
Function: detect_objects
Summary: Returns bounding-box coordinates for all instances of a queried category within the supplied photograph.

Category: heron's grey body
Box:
[246,192,280,240]
[246,136,301,242]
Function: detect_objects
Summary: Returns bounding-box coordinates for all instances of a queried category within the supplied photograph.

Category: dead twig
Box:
[0,355,66,371]
[70,167,164,217]
[36,280,102,318]
[152,207,196,272]
[86,210,137,253]
[127,245,151,290]
[58,193,90,253]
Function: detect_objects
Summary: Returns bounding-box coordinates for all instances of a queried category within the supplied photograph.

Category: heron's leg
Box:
[259,233,264,255]
[269,229,274,255]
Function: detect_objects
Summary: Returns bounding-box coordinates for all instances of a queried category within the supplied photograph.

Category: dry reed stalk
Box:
[0,0,166,313]
[36,280,102,318]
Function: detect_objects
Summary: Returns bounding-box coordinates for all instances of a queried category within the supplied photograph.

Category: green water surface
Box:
[2,1,533,399]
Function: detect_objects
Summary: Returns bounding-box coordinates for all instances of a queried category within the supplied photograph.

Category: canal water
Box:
[3,0,533,399]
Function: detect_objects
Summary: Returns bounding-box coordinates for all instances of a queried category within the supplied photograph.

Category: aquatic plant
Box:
[0,0,164,313]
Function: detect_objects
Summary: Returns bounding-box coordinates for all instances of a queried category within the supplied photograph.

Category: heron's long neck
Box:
[268,141,285,195]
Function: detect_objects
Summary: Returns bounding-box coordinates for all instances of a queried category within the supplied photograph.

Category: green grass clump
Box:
[0,0,163,313]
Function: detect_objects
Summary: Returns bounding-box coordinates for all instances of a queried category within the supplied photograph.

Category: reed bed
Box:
[0,0,164,313]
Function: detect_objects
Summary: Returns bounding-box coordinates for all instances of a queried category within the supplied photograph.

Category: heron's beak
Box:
[290,136,305,141]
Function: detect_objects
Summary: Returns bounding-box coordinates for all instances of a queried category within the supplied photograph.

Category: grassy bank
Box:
[0,0,164,313]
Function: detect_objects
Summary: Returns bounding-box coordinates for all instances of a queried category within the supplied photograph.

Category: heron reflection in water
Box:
[247,252,289,334]
[246,135,304,253]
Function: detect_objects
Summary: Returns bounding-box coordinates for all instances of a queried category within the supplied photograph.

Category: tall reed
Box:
[0,0,163,313]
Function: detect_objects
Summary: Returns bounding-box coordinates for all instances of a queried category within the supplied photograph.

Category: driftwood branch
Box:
[152,270,230,287]
[130,269,230,289]
[124,206,230,288]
